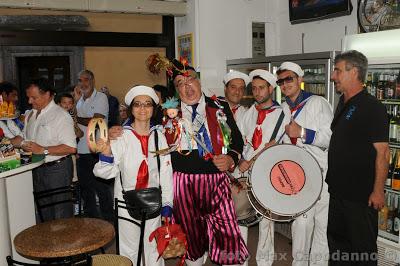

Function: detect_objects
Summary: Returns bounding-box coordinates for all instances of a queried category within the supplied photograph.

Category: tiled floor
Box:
[105,224,293,265]
[164,225,293,266]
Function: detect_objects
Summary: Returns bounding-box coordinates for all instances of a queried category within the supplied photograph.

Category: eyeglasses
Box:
[174,73,198,88]
[276,76,296,86]
[132,101,153,108]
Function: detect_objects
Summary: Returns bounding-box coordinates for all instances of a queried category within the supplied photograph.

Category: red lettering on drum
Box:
[270,160,305,195]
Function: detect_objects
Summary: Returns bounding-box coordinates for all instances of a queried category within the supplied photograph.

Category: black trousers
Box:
[327,195,378,266]
[77,153,114,222]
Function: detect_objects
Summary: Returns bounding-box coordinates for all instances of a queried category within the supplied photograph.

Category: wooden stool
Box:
[91,254,132,266]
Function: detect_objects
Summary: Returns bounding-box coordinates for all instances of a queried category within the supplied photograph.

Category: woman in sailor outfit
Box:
[93,85,173,265]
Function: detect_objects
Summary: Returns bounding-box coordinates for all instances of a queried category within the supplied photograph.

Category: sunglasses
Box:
[276,76,295,86]
[132,101,153,108]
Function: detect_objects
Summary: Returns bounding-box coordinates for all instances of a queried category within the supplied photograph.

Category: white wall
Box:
[175,0,359,95]
[176,0,269,95]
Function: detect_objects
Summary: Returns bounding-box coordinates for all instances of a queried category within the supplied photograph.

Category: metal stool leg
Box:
[137,213,146,266]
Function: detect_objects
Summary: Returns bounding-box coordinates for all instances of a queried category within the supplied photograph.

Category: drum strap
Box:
[269,111,285,142]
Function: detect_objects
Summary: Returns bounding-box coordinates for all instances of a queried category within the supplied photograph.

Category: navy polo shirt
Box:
[326,90,389,203]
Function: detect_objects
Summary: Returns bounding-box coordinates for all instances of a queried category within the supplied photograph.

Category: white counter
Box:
[0,161,43,263]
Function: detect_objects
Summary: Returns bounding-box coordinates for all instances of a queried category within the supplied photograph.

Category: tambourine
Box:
[87,118,108,153]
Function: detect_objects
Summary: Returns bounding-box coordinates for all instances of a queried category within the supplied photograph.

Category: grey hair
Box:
[78,69,95,81]
[334,50,368,83]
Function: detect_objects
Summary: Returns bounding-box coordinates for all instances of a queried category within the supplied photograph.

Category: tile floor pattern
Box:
[105,225,292,265]
[163,225,293,266]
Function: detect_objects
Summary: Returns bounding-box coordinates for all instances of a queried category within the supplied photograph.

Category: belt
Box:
[43,155,71,167]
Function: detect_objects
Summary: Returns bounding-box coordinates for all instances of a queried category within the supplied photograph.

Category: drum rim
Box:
[247,144,323,220]
[230,177,261,223]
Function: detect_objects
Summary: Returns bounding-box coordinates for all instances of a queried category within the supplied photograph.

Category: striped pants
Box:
[173,171,249,265]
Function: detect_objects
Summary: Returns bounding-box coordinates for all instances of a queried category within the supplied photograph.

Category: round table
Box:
[14,217,115,259]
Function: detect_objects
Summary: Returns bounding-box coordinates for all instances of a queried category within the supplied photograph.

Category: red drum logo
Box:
[270,160,305,195]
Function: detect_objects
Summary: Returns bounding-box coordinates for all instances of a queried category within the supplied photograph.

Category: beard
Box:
[256,94,271,104]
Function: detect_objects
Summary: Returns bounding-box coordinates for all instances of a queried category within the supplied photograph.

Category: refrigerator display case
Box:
[343,29,400,265]
[226,57,270,107]
[226,51,340,109]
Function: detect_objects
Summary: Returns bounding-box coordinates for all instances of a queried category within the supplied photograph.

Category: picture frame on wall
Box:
[358,0,400,32]
[177,33,194,66]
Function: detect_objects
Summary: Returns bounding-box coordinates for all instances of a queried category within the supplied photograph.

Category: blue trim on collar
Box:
[122,118,132,127]
[99,153,114,163]
[286,91,313,109]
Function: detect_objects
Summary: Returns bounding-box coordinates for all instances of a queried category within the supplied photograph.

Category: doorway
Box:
[17,56,70,112]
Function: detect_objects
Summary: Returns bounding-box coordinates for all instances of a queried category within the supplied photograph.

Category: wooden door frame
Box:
[1,46,84,87]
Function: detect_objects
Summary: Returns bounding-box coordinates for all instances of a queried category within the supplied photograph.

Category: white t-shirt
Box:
[76,89,109,154]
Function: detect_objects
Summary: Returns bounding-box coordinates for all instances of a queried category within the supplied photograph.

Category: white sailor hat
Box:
[277,62,304,77]
[125,85,159,106]
[249,69,277,88]
[223,70,251,86]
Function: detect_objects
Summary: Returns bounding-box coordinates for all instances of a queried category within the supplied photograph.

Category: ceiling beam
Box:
[0,0,187,17]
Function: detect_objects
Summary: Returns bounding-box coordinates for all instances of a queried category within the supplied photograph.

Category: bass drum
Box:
[248,144,323,222]
[230,177,262,227]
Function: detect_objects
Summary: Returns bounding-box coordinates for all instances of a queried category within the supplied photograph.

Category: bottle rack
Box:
[378,68,400,244]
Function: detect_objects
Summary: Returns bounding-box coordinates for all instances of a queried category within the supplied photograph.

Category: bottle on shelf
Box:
[391,150,400,190]
[389,106,398,142]
[387,74,395,99]
[387,148,396,187]
[377,73,385,100]
[366,72,373,95]
[371,72,379,98]
[379,192,389,230]
[387,193,395,233]
[396,71,400,99]
[394,196,400,236]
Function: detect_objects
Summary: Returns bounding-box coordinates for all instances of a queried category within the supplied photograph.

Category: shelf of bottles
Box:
[301,64,326,97]
[372,64,400,243]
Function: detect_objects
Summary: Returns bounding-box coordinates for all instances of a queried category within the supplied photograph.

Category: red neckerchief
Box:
[289,102,306,145]
[130,130,150,190]
[231,105,240,115]
[251,105,276,150]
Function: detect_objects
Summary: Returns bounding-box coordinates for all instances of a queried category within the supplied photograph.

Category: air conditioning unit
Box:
[378,239,400,266]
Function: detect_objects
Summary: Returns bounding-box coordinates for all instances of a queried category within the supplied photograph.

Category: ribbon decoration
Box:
[216,109,231,155]
[86,118,108,153]
[149,219,187,266]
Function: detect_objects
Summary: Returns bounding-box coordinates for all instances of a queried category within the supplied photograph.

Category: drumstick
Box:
[192,133,243,190]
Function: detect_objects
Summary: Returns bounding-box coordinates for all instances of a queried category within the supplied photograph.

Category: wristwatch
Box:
[43,148,49,156]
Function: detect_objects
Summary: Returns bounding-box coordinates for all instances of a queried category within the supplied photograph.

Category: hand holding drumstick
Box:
[239,140,276,173]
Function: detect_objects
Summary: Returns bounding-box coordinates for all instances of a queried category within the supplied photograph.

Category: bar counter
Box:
[0,160,44,264]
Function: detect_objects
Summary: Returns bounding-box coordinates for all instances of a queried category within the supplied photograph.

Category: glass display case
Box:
[226,51,340,108]
[226,57,269,107]
[367,64,400,246]
[268,51,339,108]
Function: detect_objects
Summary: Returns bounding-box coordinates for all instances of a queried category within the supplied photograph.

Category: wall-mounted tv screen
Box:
[289,0,353,24]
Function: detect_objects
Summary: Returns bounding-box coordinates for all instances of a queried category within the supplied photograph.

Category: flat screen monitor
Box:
[289,0,353,24]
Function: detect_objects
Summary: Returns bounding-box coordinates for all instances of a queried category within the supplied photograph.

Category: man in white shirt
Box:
[223,70,250,122]
[75,70,113,221]
[237,69,287,266]
[19,78,77,222]
[278,62,333,266]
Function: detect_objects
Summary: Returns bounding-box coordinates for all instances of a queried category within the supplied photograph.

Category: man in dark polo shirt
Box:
[327,50,389,265]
